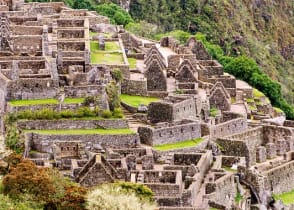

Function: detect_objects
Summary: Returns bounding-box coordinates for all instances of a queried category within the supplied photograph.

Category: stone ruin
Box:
[0,2,293,210]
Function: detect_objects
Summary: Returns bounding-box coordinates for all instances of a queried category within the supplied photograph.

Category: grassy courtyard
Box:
[120,94,159,108]
[128,58,137,69]
[8,98,84,106]
[26,128,134,135]
[90,41,121,52]
[90,41,124,65]
[273,190,294,205]
[91,52,124,65]
[154,138,203,151]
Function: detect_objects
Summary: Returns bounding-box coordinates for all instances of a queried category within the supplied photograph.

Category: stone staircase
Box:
[122,107,147,132]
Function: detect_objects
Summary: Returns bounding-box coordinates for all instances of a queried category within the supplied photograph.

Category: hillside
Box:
[126,0,294,104]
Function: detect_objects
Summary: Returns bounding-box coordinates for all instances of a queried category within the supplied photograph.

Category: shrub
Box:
[114,182,154,202]
[17,110,34,120]
[209,107,218,117]
[106,81,121,111]
[111,69,123,82]
[75,107,96,118]
[102,110,112,118]
[5,124,23,154]
[60,110,74,118]
[86,184,156,210]
[112,108,124,118]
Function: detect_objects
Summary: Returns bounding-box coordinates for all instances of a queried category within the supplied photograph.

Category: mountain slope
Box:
[127,0,294,104]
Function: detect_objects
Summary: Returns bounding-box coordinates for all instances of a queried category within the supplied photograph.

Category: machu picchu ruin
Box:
[0,0,294,210]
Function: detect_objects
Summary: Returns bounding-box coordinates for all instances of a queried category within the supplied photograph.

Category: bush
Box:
[60,110,74,118]
[111,69,123,82]
[112,108,124,118]
[96,3,133,26]
[75,107,96,118]
[114,182,154,202]
[101,110,112,118]
[5,124,23,154]
[86,184,156,210]
[106,81,121,111]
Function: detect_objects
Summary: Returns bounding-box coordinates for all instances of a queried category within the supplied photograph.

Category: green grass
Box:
[209,107,218,117]
[223,166,237,172]
[120,94,159,108]
[8,98,84,106]
[26,129,134,135]
[246,98,255,103]
[91,52,124,64]
[274,190,294,204]
[235,192,243,203]
[90,41,120,52]
[274,107,284,113]
[64,98,84,104]
[154,138,203,151]
[253,88,265,98]
[128,58,137,69]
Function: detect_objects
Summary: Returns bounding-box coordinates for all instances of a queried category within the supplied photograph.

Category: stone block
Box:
[266,143,276,159]
[256,146,266,163]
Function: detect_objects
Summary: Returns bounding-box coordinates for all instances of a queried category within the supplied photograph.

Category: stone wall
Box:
[210,118,248,140]
[138,120,201,146]
[26,132,140,153]
[17,119,128,130]
[205,173,236,208]
[263,160,294,194]
[121,78,147,96]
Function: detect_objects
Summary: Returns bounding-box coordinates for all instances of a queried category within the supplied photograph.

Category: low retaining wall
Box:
[17,119,128,130]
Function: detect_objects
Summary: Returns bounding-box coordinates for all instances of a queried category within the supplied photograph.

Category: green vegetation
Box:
[274,107,283,113]
[154,138,203,151]
[274,190,294,205]
[86,183,156,210]
[120,94,159,108]
[91,52,124,64]
[223,166,237,173]
[26,128,134,135]
[90,41,123,65]
[209,107,218,117]
[90,41,121,52]
[96,3,133,26]
[253,89,265,98]
[128,58,137,69]
[1,154,86,210]
[195,33,294,120]
[246,98,255,103]
[8,98,84,106]
[235,192,243,203]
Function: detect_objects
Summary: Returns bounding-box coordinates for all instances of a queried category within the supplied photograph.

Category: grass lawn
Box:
[274,190,294,204]
[128,58,137,69]
[26,128,134,135]
[154,138,203,151]
[223,166,237,172]
[120,94,159,107]
[91,52,124,64]
[8,98,84,106]
[90,41,120,52]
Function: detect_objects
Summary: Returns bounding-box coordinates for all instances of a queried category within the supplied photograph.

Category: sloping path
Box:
[122,108,147,132]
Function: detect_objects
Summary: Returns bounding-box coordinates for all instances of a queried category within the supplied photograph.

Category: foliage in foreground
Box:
[86,183,156,210]
[2,154,87,210]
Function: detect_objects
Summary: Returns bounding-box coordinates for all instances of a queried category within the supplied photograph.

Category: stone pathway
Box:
[122,108,147,132]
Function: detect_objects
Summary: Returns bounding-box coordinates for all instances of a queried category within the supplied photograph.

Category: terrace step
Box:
[122,107,147,132]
